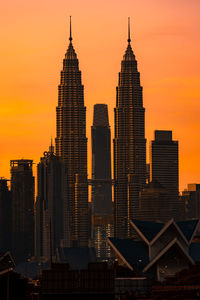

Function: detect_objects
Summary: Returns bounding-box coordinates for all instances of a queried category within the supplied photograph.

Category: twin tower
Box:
[55,17,146,247]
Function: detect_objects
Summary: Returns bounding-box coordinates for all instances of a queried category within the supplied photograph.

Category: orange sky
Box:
[0,0,199,192]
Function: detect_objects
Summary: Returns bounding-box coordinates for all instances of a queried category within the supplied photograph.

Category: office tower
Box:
[0,178,12,252]
[91,104,113,260]
[181,184,200,220]
[150,130,179,219]
[35,143,68,262]
[138,181,172,223]
[55,18,88,247]
[10,160,34,263]
[114,19,146,238]
[92,104,112,215]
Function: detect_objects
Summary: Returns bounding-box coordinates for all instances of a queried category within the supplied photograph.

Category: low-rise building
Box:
[109,218,200,281]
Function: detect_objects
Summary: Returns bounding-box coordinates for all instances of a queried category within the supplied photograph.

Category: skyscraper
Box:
[91,104,113,260]
[150,130,179,219]
[92,104,112,216]
[55,18,88,247]
[10,159,34,263]
[138,180,172,223]
[35,143,68,262]
[114,19,146,239]
[0,178,12,252]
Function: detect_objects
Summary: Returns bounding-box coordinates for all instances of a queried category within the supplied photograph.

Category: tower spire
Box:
[128,17,131,44]
[69,16,72,42]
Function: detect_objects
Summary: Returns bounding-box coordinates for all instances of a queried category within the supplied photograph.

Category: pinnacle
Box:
[65,42,77,60]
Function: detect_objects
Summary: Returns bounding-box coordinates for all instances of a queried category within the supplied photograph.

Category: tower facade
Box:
[91,104,113,260]
[150,130,179,219]
[10,160,34,262]
[55,18,88,247]
[92,104,112,216]
[138,181,172,223]
[114,20,146,239]
[35,143,68,261]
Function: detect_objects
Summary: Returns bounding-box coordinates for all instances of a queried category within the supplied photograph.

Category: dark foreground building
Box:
[55,17,88,247]
[114,19,146,239]
[109,218,200,282]
[0,178,12,252]
[10,159,34,263]
[0,252,36,300]
[152,263,200,299]
[40,262,114,300]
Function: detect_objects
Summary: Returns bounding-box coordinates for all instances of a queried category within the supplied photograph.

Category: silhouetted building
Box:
[0,252,35,300]
[10,160,34,263]
[40,262,114,299]
[152,263,200,298]
[182,184,200,220]
[55,17,88,247]
[35,143,68,262]
[0,179,12,252]
[92,104,112,216]
[150,130,179,219]
[138,180,177,223]
[91,104,113,260]
[114,19,146,239]
[109,219,200,282]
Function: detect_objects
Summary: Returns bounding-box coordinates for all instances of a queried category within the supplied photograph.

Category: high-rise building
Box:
[35,143,68,262]
[114,19,146,239]
[10,160,34,263]
[150,130,179,219]
[181,184,200,220]
[55,18,88,247]
[92,104,112,216]
[138,181,172,223]
[0,178,12,252]
[91,104,113,260]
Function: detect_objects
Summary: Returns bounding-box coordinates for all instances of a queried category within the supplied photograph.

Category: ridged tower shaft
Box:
[114,19,146,239]
[55,17,88,247]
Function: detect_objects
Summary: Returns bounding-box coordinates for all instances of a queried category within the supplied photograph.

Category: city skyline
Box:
[0,0,200,192]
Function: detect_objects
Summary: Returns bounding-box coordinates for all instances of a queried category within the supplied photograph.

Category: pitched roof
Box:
[177,220,199,243]
[131,219,165,242]
[143,238,194,273]
[0,251,15,273]
[189,243,200,262]
[108,238,149,271]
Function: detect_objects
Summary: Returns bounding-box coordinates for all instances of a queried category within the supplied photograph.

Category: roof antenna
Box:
[128,17,131,44]
[69,16,72,42]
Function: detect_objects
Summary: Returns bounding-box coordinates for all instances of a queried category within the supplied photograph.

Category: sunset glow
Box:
[0,0,199,191]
